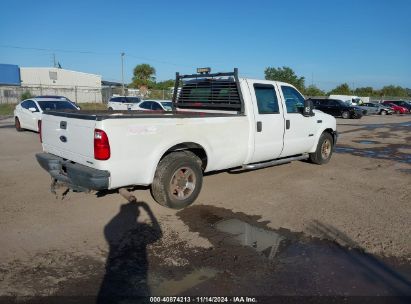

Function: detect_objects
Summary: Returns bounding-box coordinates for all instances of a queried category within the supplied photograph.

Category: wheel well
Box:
[162,143,208,170]
[323,128,335,144]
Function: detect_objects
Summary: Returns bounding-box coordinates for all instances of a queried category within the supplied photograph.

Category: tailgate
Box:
[41,113,97,167]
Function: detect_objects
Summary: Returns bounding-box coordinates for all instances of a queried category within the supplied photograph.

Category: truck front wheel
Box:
[309,132,334,165]
[151,151,203,209]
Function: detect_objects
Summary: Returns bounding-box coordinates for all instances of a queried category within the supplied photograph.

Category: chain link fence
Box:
[0,85,103,104]
[0,85,174,104]
[1,85,407,105]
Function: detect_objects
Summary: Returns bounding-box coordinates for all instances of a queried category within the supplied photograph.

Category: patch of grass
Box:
[77,103,107,111]
[0,104,15,116]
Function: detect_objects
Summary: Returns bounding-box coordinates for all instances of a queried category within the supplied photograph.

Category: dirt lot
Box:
[0,114,410,300]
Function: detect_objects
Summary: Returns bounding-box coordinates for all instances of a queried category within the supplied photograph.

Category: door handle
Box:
[256,121,262,132]
[286,120,290,129]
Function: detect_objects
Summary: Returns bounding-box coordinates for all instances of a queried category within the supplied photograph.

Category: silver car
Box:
[357,102,393,115]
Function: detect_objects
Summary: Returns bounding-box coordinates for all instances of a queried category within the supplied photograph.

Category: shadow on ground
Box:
[96,200,162,303]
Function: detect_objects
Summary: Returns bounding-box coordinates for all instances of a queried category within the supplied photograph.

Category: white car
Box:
[107,96,142,111]
[137,100,173,111]
[14,98,79,132]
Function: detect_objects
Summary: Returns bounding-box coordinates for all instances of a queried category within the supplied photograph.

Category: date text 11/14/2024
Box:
[149,296,258,303]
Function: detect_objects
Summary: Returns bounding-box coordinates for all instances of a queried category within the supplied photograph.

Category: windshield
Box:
[37,100,78,111]
[161,102,172,110]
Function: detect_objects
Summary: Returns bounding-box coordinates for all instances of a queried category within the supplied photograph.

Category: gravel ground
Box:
[0,114,410,298]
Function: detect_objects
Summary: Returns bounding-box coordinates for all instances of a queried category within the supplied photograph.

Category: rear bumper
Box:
[36,153,110,191]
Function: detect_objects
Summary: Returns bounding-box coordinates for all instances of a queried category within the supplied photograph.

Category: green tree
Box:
[380,85,408,97]
[304,85,325,96]
[20,91,33,100]
[153,79,175,90]
[354,87,374,97]
[130,64,156,89]
[328,83,351,95]
[264,66,305,91]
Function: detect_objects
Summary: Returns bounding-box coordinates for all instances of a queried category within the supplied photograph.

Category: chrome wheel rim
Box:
[169,167,196,200]
[321,139,331,159]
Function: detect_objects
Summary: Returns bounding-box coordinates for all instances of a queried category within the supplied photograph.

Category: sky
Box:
[0,0,410,91]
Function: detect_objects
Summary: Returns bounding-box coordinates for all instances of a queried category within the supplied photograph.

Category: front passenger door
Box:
[279,86,316,156]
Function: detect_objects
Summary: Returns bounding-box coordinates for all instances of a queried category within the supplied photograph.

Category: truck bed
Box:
[44,110,242,121]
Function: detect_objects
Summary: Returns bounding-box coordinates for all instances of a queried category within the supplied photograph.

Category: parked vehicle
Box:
[35,95,80,110]
[137,100,173,111]
[382,100,411,112]
[36,69,337,209]
[329,95,363,105]
[383,103,409,114]
[107,96,142,111]
[14,98,79,132]
[357,102,393,115]
[311,98,364,119]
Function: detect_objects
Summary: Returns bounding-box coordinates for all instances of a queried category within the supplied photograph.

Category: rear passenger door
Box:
[248,81,285,163]
[278,85,317,157]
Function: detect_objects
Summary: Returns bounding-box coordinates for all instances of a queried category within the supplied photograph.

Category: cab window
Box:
[254,84,279,114]
[281,86,305,113]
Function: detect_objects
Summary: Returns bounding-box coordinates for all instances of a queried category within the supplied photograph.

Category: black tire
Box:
[395,110,400,114]
[341,111,350,119]
[309,132,334,165]
[151,151,203,209]
[108,107,114,111]
[15,117,23,132]
[380,110,387,115]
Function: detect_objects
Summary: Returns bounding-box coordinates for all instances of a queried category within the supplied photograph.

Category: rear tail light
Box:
[94,129,110,160]
[38,120,42,143]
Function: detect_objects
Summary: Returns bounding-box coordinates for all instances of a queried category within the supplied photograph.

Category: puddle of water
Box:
[215,219,284,259]
[177,206,411,296]
[149,267,219,296]
[335,146,411,164]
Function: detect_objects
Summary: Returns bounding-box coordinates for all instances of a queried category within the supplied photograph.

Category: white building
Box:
[20,67,102,103]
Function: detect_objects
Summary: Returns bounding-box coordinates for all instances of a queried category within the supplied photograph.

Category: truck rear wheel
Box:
[151,151,203,209]
[309,132,334,165]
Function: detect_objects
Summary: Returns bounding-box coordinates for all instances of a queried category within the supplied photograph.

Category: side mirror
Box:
[28,107,38,112]
[303,99,314,117]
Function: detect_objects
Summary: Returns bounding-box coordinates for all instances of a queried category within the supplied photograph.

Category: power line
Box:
[0,44,196,68]
[0,44,116,55]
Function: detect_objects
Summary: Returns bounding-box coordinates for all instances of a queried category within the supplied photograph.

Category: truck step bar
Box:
[231,154,309,172]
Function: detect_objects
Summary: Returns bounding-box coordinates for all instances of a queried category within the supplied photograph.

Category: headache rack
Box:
[172,68,245,113]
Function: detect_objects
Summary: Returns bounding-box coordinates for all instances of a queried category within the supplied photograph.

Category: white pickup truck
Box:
[36,69,337,209]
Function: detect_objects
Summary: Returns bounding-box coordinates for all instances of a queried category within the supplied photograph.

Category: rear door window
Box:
[253,84,279,114]
[139,101,152,110]
[151,102,163,110]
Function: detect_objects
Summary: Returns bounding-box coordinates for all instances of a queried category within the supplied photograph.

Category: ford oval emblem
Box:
[60,135,67,143]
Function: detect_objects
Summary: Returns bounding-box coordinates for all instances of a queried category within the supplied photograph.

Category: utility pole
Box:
[121,52,125,96]
[53,53,56,68]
